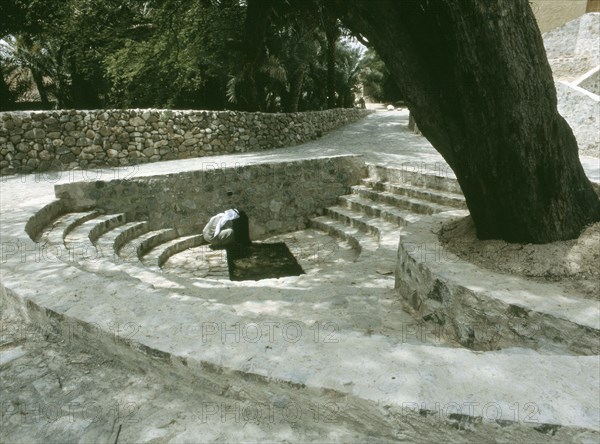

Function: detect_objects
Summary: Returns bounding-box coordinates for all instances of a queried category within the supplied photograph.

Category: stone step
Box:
[308,215,377,255]
[323,206,401,257]
[42,211,99,245]
[351,185,456,215]
[64,214,124,261]
[114,222,151,257]
[325,206,382,238]
[361,178,467,209]
[367,164,462,194]
[141,234,206,268]
[95,221,149,261]
[89,213,128,245]
[131,228,179,261]
[338,194,422,226]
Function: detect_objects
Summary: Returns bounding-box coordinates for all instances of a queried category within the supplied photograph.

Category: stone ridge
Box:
[0,108,372,176]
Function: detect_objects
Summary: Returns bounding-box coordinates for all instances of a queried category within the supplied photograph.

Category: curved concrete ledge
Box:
[2,263,598,433]
[114,221,150,254]
[135,228,179,260]
[88,213,127,244]
[157,234,206,268]
[395,211,600,355]
[62,211,100,240]
[24,199,67,242]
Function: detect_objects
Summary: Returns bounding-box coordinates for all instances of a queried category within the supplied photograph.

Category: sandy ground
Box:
[440,216,600,300]
[0,311,406,444]
[5,309,596,443]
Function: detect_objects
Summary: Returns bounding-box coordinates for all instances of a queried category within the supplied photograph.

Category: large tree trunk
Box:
[332,0,600,243]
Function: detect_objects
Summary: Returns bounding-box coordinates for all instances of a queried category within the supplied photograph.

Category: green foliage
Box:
[0,0,382,111]
[107,0,245,109]
[334,41,363,108]
[358,48,403,103]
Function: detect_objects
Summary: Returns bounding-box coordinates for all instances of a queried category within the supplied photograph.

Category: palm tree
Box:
[334,41,363,108]
[1,35,55,108]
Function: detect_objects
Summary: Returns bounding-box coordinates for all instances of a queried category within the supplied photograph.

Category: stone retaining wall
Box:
[395,212,600,355]
[0,108,372,176]
[52,156,367,239]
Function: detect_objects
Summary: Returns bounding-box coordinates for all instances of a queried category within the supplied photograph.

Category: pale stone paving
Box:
[1,109,599,442]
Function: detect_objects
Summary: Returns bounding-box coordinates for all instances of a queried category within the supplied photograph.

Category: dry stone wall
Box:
[0,108,371,176]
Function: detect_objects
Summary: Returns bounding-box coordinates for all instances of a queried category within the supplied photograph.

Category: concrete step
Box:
[367,164,462,194]
[325,206,383,238]
[114,222,151,257]
[361,178,467,209]
[64,214,124,261]
[42,211,99,245]
[130,228,178,261]
[338,194,422,226]
[351,185,456,215]
[89,213,128,245]
[324,206,401,259]
[95,221,149,261]
[141,234,206,268]
[309,215,377,255]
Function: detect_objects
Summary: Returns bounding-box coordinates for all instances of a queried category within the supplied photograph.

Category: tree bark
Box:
[331,0,600,243]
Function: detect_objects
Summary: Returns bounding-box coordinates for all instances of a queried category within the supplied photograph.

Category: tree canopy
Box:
[1,0,368,111]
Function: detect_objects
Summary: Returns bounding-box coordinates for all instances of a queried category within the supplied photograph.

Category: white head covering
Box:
[214,208,240,236]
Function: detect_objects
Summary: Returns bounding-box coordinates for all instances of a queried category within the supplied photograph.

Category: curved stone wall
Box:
[48,155,367,240]
[395,212,600,355]
[0,108,372,176]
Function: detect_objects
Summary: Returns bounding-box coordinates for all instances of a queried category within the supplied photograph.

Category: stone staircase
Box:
[35,165,467,285]
[40,212,209,274]
[31,164,599,357]
[310,165,466,262]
